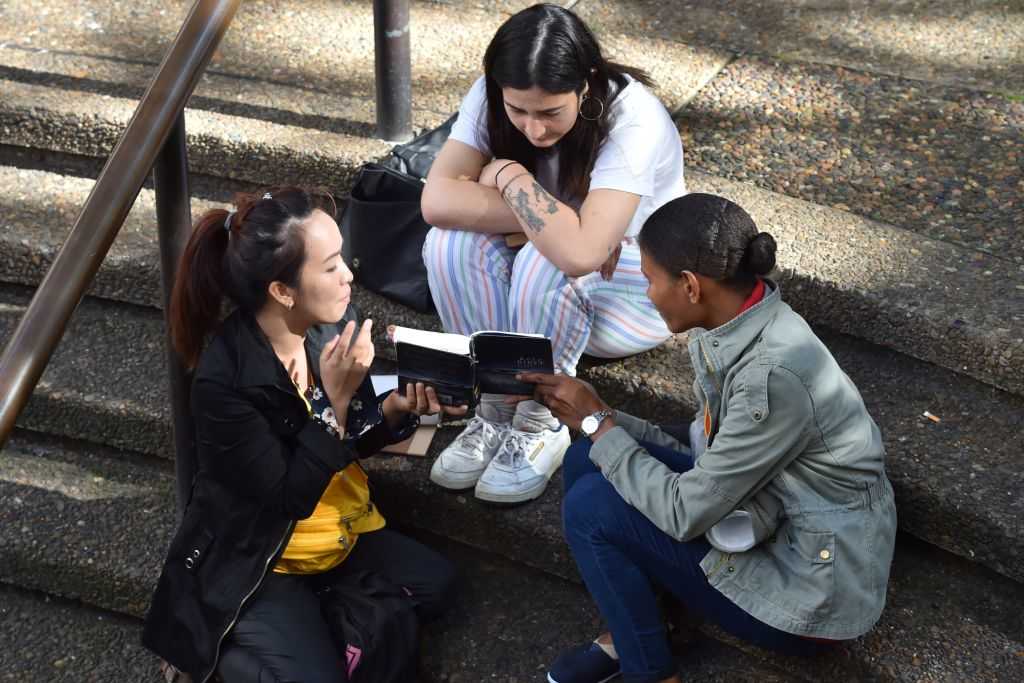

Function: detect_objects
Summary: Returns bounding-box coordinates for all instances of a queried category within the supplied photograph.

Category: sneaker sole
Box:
[547,673,620,683]
[428,465,484,492]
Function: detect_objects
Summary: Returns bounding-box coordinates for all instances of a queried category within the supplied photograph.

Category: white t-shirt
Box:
[448,75,686,238]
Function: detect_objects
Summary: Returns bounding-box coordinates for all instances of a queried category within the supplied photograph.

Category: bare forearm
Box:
[500,170,610,274]
[422,178,523,234]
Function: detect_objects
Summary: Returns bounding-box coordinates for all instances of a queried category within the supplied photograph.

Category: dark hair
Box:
[169,187,336,368]
[482,3,651,200]
[638,193,777,291]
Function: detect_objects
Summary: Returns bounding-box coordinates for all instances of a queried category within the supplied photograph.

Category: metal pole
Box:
[373,0,413,142]
[153,114,197,516]
[0,0,240,450]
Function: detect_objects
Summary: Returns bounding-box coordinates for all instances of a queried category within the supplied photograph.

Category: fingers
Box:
[442,404,470,416]
[337,320,358,354]
[516,372,559,385]
[320,333,343,365]
[503,394,533,405]
[424,385,441,414]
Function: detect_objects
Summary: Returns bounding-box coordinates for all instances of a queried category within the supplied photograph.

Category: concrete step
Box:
[2,111,1022,403]
[0,437,796,682]
[0,283,1022,586]
[2,429,1022,682]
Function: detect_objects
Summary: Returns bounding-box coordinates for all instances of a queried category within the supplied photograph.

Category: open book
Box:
[392,327,554,406]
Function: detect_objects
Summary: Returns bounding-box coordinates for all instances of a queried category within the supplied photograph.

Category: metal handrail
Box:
[0,1,241,505]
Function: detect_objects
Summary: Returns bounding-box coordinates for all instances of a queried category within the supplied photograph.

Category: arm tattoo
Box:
[510,188,546,234]
[502,174,562,234]
[531,181,559,215]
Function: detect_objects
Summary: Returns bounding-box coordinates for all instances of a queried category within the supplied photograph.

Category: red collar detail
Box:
[737,279,765,315]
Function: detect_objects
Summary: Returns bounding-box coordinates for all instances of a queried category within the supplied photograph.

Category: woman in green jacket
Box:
[517,193,898,683]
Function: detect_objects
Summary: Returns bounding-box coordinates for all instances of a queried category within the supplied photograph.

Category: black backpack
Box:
[317,570,420,683]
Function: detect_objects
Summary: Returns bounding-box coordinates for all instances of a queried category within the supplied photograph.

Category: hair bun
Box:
[743,232,777,276]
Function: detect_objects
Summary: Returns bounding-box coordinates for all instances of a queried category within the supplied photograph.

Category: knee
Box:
[563,472,617,533]
[421,226,449,272]
[416,554,458,623]
[562,438,595,491]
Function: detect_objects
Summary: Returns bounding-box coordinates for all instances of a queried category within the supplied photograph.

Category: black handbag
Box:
[340,115,456,313]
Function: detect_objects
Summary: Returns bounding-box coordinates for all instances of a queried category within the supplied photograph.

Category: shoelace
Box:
[495,430,540,466]
[456,418,500,456]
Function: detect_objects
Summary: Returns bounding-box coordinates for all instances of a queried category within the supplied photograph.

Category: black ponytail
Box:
[169,186,335,368]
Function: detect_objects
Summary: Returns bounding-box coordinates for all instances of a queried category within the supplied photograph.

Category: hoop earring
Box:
[578,94,605,122]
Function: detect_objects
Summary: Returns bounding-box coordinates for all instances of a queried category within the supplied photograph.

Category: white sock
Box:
[476,393,516,424]
[594,638,618,660]
[512,399,560,433]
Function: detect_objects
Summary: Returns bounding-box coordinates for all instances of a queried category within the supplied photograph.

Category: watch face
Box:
[581,415,598,434]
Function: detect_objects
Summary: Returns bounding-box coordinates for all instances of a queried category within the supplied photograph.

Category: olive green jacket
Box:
[590,281,897,639]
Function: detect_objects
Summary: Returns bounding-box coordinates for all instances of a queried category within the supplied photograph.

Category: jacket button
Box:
[753,411,762,421]
[184,557,195,570]
[192,548,201,559]
[819,549,831,561]
[285,418,294,428]
[727,565,735,573]
[712,340,720,347]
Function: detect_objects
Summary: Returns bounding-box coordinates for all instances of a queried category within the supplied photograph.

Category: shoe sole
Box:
[428,465,484,492]
[547,673,620,683]
[473,432,570,505]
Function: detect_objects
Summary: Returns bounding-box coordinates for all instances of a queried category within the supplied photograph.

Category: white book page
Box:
[392,327,471,356]
[472,330,547,339]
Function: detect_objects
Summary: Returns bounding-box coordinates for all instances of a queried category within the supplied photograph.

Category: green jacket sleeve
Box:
[589,366,813,542]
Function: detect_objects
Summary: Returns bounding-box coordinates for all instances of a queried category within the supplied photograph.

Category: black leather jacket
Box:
[142,308,415,682]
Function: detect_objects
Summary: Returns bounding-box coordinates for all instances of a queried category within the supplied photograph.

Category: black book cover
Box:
[394,329,553,407]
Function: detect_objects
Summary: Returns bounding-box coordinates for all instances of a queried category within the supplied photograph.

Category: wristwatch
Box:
[581,409,613,437]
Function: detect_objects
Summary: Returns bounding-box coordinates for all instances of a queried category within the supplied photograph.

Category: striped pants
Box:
[422,228,671,376]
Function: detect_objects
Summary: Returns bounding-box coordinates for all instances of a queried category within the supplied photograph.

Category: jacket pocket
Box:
[776,525,836,619]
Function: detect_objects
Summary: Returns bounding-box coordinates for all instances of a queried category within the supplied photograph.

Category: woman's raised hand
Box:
[321,319,375,405]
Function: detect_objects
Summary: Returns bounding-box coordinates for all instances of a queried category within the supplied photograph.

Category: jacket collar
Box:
[688,279,782,387]
[226,311,335,390]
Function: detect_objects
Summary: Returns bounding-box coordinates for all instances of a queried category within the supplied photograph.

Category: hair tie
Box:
[224,210,236,232]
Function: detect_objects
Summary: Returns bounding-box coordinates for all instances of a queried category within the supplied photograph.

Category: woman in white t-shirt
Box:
[421,3,686,504]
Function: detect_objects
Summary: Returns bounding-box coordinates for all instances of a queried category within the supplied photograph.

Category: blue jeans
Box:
[562,439,824,683]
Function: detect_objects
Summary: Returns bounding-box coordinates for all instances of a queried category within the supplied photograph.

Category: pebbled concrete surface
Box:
[574,0,1024,95]
[678,55,1024,262]
[0,0,728,128]
[0,447,797,683]
[2,429,1021,682]
[0,285,1022,587]
[0,78,391,197]
[0,584,158,682]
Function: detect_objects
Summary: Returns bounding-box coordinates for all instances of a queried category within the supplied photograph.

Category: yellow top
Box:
[273,384,386,574]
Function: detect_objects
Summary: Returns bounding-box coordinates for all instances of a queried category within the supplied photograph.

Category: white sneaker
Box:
[474,424,571,504]
[429,416,510,490]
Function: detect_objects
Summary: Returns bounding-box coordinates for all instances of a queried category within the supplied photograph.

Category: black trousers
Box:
[217,528,456,683]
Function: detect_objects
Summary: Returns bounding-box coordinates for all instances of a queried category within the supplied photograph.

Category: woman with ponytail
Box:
[143,187,463,683]
[514,194,897,683]
[421,3,686,504]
